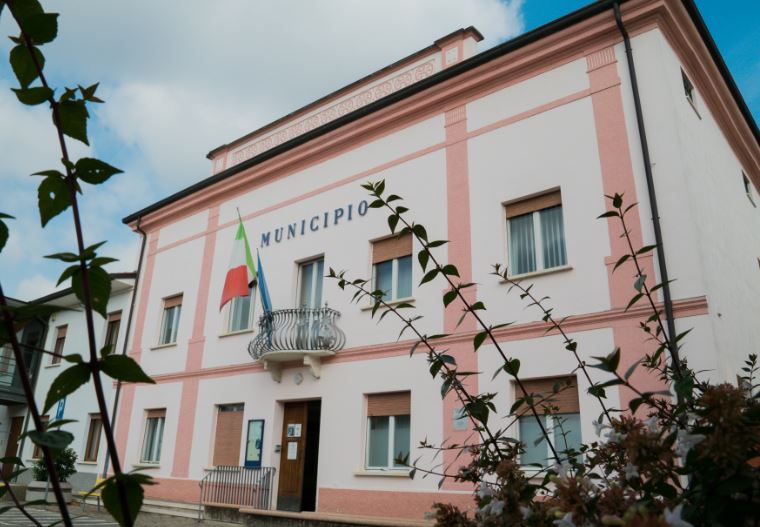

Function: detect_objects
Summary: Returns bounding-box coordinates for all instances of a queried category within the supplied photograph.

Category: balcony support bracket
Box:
[303,355,322,379]
[263,360,282,383]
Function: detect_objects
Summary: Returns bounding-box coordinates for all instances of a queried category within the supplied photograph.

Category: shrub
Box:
[32,448,78,483]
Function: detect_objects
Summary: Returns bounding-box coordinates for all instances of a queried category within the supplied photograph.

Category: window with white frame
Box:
[372,234,412,302]
[158,295,182,345]
[141,409,165,464]
[228,286,254,332]
[506,191,567,276]
[366,391,411,469]
[298,258,324,309]
[516,376,581,467]
[83,414,103,462]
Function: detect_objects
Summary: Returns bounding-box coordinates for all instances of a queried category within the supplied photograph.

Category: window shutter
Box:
[212,407,244,466]
[367,391,411,417]
[372,234,412,264]
[56,325,68,338]
[108,311,122,322]
[146,408,166,419]
[505,191,561,219]
[516,376,579,414]
[164,295,183,309]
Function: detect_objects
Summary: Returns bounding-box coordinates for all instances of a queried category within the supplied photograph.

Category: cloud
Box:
[14,274,63,301]
[0,0,525,299]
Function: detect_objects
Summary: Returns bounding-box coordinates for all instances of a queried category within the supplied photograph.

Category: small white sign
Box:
[287,441,298,460]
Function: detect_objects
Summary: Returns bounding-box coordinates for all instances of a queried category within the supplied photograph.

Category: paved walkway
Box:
[0,508,118,527]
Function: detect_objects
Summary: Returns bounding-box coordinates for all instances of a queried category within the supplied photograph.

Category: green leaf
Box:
[612,254,630,272]
[99,355,155,384]
[28,429,74,451]
[45,251,80,262]
[597,210,619,219]
[412,224,427,242]
[25,12,59,44]
[9,0,44,24]
[637,244,657,255]
[101,473,154,527]
[387,214,399,233]
[57,264,79,286]
[441,264,459,277]
[75,158,123,185]
[57,100,89,145]
[72,266,111,318]
[37,175,71,227]
[473,331,487,351]
[612,193,623,208]
[419,268,438,285]
[0,213,13,253]
[427,240,447,248]
[417,249,429,272]
[634,274,646,292]
[625,292,644,311]
[11,86,52,105]
[9,45,44,88]
[442,289,457,307]
[44,363,91,413]
[504,358,520,376]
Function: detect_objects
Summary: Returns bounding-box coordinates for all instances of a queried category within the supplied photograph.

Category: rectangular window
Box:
[228,287,254,333]
[516,376,581,467]
[159,295,182,345]
[372,234,413,302]
[141,409,166,464]
[744,172,757,207]
[682,69,695,104]
[506,191,567,276]
[298,258,324,309]
[366,391,411,469]
[52,325,67,365]
[212,404,245,466]
[103,311,122,355]
[83,414,103,462]
[32,415,50,459]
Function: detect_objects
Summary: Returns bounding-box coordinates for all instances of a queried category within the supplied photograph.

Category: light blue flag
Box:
[257,251,273,313]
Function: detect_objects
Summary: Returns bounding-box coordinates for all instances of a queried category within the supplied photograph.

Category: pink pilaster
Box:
[587,46,663,411]
[171,206,219,478]
[441,105,477,490]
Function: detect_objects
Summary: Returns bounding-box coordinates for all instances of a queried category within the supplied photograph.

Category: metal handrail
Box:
[247,307,346,361]
[197,466,275,520]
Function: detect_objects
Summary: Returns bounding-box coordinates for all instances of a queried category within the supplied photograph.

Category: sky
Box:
[1,0,758,300]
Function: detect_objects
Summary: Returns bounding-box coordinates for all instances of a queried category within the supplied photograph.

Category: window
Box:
[516,376,581,467]
[32,415,50,459]
[51,325,67,365]
[744,172,757,207]
[103,311,121,354]
[212,404,244,466]
[372,234,412,302]
[159,295,182,345]
[506,191,567,276]
[682,69,695,104]
[366,391,411,469]
[228,287,254,333]
[83,414,103,462]
[298,258,324,309]
[141,409,166,463]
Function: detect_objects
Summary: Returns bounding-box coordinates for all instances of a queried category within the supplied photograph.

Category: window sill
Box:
[354,469,411,477]
[501,265,573,282]
[44,363,62,369]
[218,328,254,339]
[132,462,161,469]
[150,342,177,351]
[77,461,98,465]
[360,297,415,311]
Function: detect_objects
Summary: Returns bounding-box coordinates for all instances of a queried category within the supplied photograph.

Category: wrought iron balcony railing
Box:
[247,307,345,382]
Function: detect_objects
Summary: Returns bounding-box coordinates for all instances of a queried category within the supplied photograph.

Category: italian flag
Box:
[220,218,257,310]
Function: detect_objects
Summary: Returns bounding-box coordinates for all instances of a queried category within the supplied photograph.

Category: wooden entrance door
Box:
[2,417,25,480]
[277,400,321,512]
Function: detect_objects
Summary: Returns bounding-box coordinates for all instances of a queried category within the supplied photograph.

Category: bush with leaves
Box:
[0,1,155,526]
[32,448,77,483]
[330,181,760,527]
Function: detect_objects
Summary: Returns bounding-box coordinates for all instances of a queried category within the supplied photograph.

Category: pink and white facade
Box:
[116,0,760,520]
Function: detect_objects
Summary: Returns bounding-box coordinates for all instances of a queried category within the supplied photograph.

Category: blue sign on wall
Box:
[55,397,66,420]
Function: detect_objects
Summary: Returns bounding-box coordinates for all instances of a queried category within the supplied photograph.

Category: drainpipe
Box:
[612,2,683,377]
[101,217,148,478]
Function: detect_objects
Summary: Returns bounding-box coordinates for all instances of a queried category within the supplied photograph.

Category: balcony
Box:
[0,348,38,405]
[248,307,345,382]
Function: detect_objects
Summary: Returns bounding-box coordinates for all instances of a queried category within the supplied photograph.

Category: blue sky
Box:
[0,0,757,300]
